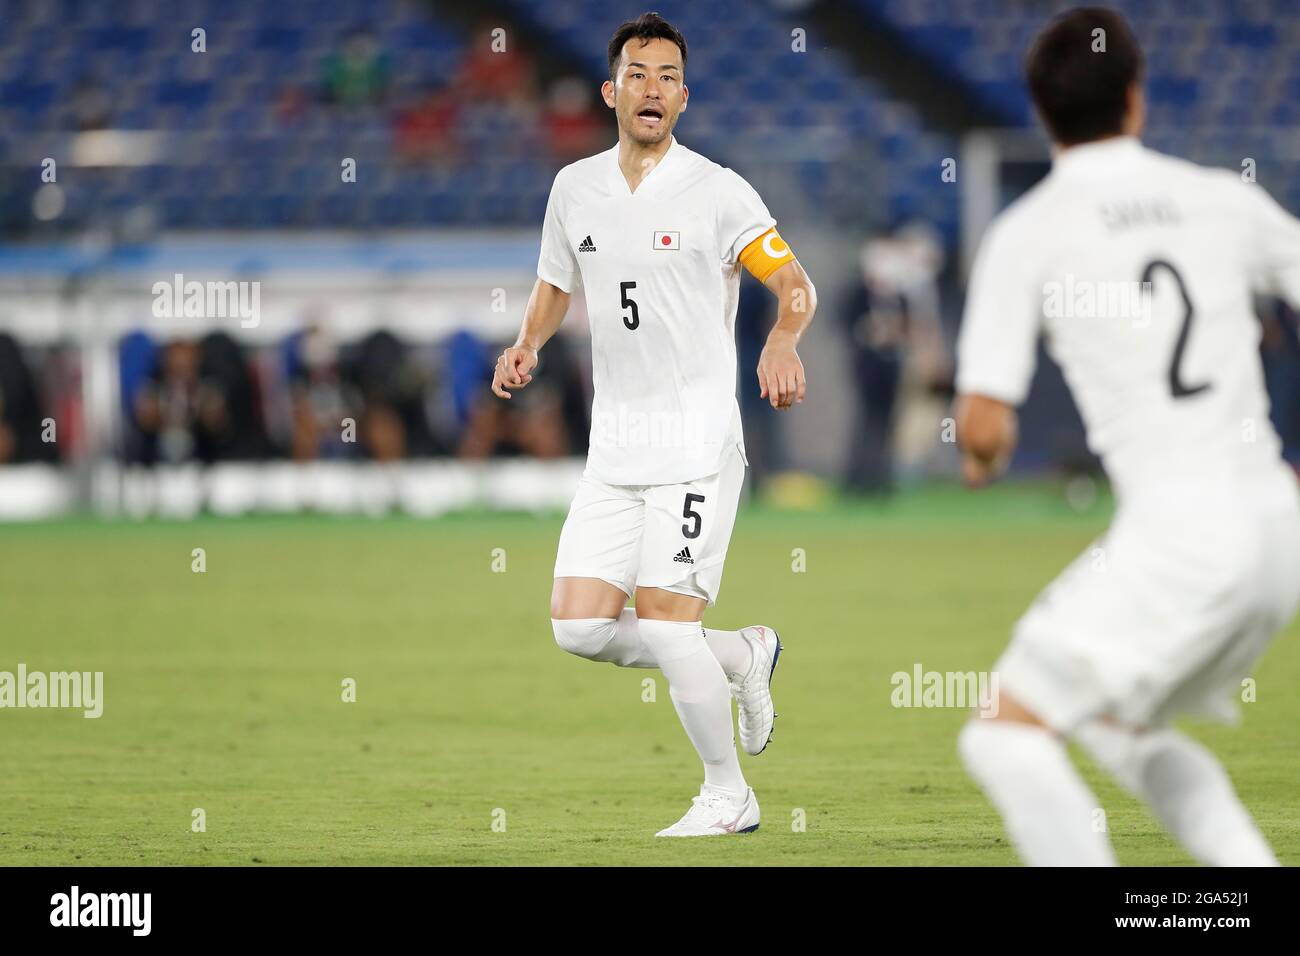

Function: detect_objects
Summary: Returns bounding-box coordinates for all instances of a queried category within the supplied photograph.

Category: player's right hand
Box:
[491,346,538,399]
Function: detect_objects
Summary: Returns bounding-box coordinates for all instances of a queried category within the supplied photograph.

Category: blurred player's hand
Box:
[960,449,1010,487]
[491,346,538,399]
[757,335,806,410]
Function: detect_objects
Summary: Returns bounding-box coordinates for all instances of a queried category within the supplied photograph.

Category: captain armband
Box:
[738,228,796,282]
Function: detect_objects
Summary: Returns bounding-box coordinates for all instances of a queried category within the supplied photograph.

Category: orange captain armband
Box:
[737,228,796,282]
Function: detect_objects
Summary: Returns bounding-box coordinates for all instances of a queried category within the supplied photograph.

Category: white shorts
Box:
[996,500,1300,733]
[553,443,747,606]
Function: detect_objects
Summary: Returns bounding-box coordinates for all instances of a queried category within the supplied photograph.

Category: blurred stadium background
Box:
[6,0,1300,869]
[1,0,1297,519]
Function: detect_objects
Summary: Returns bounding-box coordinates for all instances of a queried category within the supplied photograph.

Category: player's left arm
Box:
[1241,178,1300,305]
[740,230,817,409]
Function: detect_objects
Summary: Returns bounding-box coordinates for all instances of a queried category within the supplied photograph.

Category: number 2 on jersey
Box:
[619,281,640,331]
[1141,258,1212,399]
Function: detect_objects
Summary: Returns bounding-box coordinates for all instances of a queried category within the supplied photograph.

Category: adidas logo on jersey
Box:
[673,547,694,565]
[578,235,597,252]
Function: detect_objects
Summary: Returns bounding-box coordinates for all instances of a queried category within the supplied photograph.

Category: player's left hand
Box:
[757,339,806,410]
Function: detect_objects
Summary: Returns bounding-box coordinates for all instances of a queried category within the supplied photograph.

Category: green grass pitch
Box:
[2,482,1298,866]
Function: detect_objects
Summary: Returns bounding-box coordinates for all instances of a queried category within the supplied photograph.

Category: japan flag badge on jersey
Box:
[653,231,680,250]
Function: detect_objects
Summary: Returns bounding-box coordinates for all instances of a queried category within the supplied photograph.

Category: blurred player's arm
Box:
[1243,178,1300,306]
[953,215,1039,486]
[741,229,817,409]
[491,278,571,399]
[955,393,1017,486]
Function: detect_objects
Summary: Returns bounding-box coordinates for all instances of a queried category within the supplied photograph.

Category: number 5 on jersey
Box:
[620,281,640,331]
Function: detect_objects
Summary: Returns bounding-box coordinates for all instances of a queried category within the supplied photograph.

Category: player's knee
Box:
[1075,719,1162,794]
[551,617,618,662]
[957,715,1054,780]
[1075,721,1199,796]
[957,719,1002,783]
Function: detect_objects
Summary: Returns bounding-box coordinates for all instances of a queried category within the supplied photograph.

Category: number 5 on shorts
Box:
[682,493,706,539]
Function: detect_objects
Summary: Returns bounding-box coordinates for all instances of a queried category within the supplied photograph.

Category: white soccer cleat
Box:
[655,784,760,837]
[730,625,782,756]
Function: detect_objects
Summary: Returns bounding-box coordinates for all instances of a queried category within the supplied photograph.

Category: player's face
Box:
[602,37,687,146]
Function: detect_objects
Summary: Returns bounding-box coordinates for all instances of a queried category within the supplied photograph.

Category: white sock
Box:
[958,719,1117,866]
[703,627,752,678]
[638,618,747,795]
[1075,721,1278,866]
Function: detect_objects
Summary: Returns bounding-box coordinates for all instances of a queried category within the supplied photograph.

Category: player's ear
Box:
[600,79,616,110]
[680,84,688,111]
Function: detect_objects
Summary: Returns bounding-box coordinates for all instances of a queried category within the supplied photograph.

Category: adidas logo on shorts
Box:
[673,547,694,565]
[578,235,597,252]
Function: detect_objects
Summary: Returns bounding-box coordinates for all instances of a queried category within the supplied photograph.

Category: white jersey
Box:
[538,136,777,485]
[957,136,1300,510]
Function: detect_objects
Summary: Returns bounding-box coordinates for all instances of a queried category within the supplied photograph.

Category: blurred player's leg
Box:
[958,697,1117,866]
[1075,720,1277,866]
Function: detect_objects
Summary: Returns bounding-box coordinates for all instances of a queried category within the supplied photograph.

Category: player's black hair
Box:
[1025,7,1144,145]
[607,12,687,80]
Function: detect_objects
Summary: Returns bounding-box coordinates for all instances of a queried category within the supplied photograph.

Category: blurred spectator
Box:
[542,78,604,160]
[394,91,461,164]
[346,330,445,460]
[198,333,273,460]
[321,28,390,108]
[70,75,112,131]
[130,334,271,464]
[0,333,57,463]
[841,223,950,494]
[286,326,352,460]
[454,21,536,103]
[132,339,201,463]
[456,332,585,459]
[273,85,311,127]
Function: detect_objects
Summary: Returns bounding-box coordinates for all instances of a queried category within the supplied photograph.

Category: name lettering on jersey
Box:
[577,235,597,252]
[653,231,680,250]
[1098,198,1181,233]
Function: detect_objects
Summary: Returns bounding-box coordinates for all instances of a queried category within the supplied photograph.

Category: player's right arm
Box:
[954,212,1041,486]
[491,279,571,399]
[493,171,580,400]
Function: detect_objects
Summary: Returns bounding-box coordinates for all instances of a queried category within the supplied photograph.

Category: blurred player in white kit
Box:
[955,8,1300,865]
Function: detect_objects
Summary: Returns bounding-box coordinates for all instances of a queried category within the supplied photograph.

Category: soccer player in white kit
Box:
[490,13,817,836]
[954,8,1300,866]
